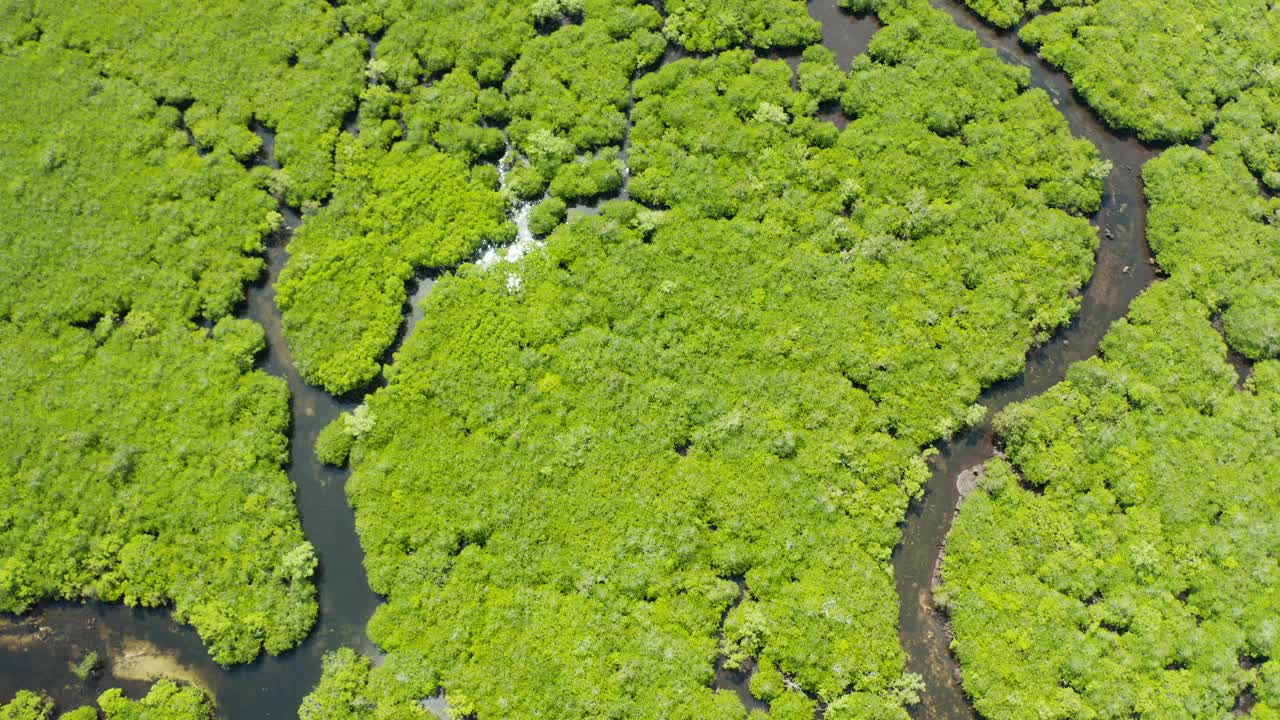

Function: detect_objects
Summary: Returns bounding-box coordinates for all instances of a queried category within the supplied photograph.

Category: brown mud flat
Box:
[106,638,211,698]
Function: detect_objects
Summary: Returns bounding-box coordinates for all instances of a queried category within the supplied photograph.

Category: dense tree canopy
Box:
[661,0,821,52]
[1215,79,1280,193]
[1,0,365,203]
[1,681,213,720]
[307,0,1106,716]
[22,0,1280,714]
[1144,146,1280,361]
[0,317,316,664]
[0,5,315,664]
[957,0,1280,143]
[274,0,668,394]
[943,282,1280,719]
[276,139,511,394]
[957,0,1037,29]
[943,107,1280,719]
[0,43,277,327]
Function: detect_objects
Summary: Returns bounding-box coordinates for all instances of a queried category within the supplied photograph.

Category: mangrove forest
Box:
[1,0,1277,719]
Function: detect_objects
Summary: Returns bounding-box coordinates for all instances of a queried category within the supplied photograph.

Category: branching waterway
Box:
[0,126,382,720]
[0,4,1163,719]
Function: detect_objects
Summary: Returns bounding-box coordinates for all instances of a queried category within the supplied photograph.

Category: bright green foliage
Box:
[298,649,391,720]
[768,691,817,720]
[346,208,924,716]
[959,0,1040,29]
[942,282,1280,719]
[1217,79,1280,192]
[632,33,1102,437]
[529,197,569,237]
[503,9,664,182]
[6,0,365,203]
[401,70,508,164]
[662,0,821,52]
[358,0,535,88]
[0,44,278,327]
[70,651,99,681]
[0,317,315,664]
[943,94,1280,720]
[1145,146,1280,360]
[506,164,551,201]
[276,138,510,394]
[2,682,211,720]
[796,45,847,105]
[1012,0,1280,142]
[275,0,667,393]
[364,0,661,89]
[954,0,1280,143]
[0,692,51,720]
[312,1,1104,716]
[315,419,358,467]
[548,149,625,203]
[97,681,213,720]
[0,22,313,664]
[824,692,912,720]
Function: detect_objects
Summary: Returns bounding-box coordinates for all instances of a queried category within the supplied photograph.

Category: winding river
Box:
[0,3,1160,718]
[893,3,1158,717]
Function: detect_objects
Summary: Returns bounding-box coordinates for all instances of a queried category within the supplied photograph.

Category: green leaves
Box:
[298,649,380,720]
[98,681,213,720]
[944,284,1280,719]
[2,681,212,720]
[1145,145,1280,361]
[944,77,1280,720]
[662,0,821,52]
[0,43,277,328]
[17,0,364,203]
[1009,0,1280,142]
[315,1,1105,715]
[0,319,311,664]
[276,142,509,394]
[0,9,324,665]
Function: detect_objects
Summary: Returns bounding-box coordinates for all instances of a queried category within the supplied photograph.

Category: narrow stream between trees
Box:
[0,125,383,720]
[0,4,1162,719]
[892,2,1159,717]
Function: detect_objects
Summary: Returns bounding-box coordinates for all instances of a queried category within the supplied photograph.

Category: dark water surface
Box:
[0,130,383,719]
[3,5,1160,719]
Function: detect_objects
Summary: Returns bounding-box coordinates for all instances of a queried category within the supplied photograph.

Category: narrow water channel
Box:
[888,2,1159,718]
[0,128,384,720]
[2,5,1162,719]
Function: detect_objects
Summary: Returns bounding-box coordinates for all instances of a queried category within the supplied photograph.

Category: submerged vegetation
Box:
[307,0,1105,716]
